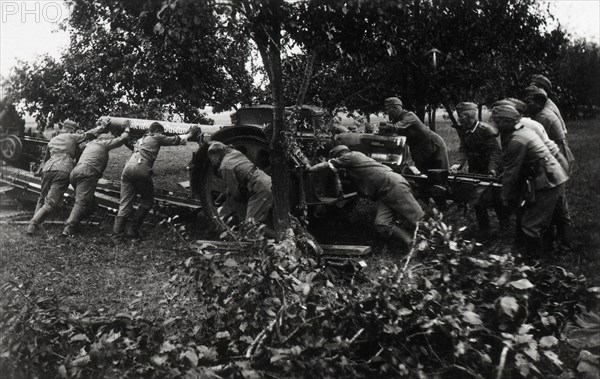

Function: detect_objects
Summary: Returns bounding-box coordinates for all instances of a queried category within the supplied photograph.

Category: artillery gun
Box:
[189,105,502,234]
[0,104,47,171]
[188,104,413,232]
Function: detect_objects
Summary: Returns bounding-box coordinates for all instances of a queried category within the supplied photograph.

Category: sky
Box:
[1,0,599,94]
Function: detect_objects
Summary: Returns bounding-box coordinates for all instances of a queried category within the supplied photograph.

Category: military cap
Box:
[523,85,548,102]
[148,122,165,133]
[531,74,552,92]
[491,105,521,121]
[61,119,79,131]
[384,97,403,107]
[329,144,350,159]
[493,98,527,115]
[456,102,478,114]
[207,141,227,155]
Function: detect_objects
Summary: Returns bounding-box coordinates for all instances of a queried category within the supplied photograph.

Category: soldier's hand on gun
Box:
[123,120,131,134]
[187,125,202,141]
[488,169,497,177]
[449,164,461,174]
[98,117,111,132]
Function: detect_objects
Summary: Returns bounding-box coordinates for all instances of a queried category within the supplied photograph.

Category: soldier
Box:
[308,145,424,246]
[384,97,448,172]
[113,122,200,239]
[494,98,569,173]
[529,74,567,135]
[450,102,506,233]
[27,119,108,235]
[491,105,569,256]
[61,119,131,237]
[206,142,273,229]
[523,86,575,173]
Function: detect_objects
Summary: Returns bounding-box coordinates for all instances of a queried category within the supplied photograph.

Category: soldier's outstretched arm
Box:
[308,161,335,173]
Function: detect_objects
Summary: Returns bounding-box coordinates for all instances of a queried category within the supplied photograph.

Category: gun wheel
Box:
[0,135,23,163]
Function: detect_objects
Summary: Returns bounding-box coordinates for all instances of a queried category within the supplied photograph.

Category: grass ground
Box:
[1,115,598,326]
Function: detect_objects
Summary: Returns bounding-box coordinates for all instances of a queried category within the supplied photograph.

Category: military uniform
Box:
[517,117,569,174]
[390,111,449,172]
[501,126,569,253]
[63,132,129,236]
[27,124,105,234]
[455,119,506,231]
[115,132,188,237]
[545,99,567,134]
[328,151,424,243]
[532,108,574,173]
[218,149,273,223]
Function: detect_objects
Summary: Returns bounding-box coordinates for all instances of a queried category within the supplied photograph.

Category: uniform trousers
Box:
[36,171,70,212]
[373,172,425,236]
[246,171,273,223]
[117,161,154,218]
[66,165,100,227]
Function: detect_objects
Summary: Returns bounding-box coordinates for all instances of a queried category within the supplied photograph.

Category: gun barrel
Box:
[99,116,226,136]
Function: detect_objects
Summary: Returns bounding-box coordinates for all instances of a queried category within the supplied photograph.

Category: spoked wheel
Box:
[0,135,23,163]
[198,135,271,234]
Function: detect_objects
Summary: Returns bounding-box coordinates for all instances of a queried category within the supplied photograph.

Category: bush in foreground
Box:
[1,216,597,378]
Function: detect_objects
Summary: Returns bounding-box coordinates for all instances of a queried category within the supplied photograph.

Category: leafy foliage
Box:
[2,214,595,378]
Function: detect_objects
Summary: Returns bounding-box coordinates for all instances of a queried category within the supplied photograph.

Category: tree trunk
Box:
[257,0,290,240]
[430,105,437,132]
[442,102,459,129]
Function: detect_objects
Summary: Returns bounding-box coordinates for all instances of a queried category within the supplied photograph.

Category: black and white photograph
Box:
[1,0,599,377]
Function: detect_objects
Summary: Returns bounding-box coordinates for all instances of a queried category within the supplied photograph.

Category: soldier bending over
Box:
[308,145,424,246]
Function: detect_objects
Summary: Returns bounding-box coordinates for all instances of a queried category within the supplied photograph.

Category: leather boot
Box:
[62,206,88,237]
[388,225,413,246]
[127,206,151,239]
[523,235,544,258]
[556,223,573,254]
[27,206,51,236]
[113,216,127,238]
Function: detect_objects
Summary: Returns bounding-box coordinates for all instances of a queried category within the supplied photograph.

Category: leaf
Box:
[184,257,193,267]
[162,317,177,327]
[577,350,600,378]
[462,311,482,325]
[544,350,563,367]
[216,331,230,339]
[184,349,198,366]
[151,355,167,366]
[515,352,530,377]
[499,296,519,318]
[508,279,534,289]
[223,258,237,267]
[160,341,175,353]
[539,336,559,348]
[70,334,90,343]
[566,311,600,349]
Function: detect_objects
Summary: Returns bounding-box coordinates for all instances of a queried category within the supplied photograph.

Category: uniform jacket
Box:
[532,108,574,170]
[219,149,271,201]
[501,126,568,206]
[545,98,567,134]
[456,121,502,174]
[391,111,448,171]
[42,125,104,173]
[127,133,187,168]
[518,117,569,174]
[533,108,566,144]
[76,132,129,175]
[330,151,408,199]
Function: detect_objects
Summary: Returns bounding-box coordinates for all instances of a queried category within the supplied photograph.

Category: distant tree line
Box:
[2,0,598,128]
